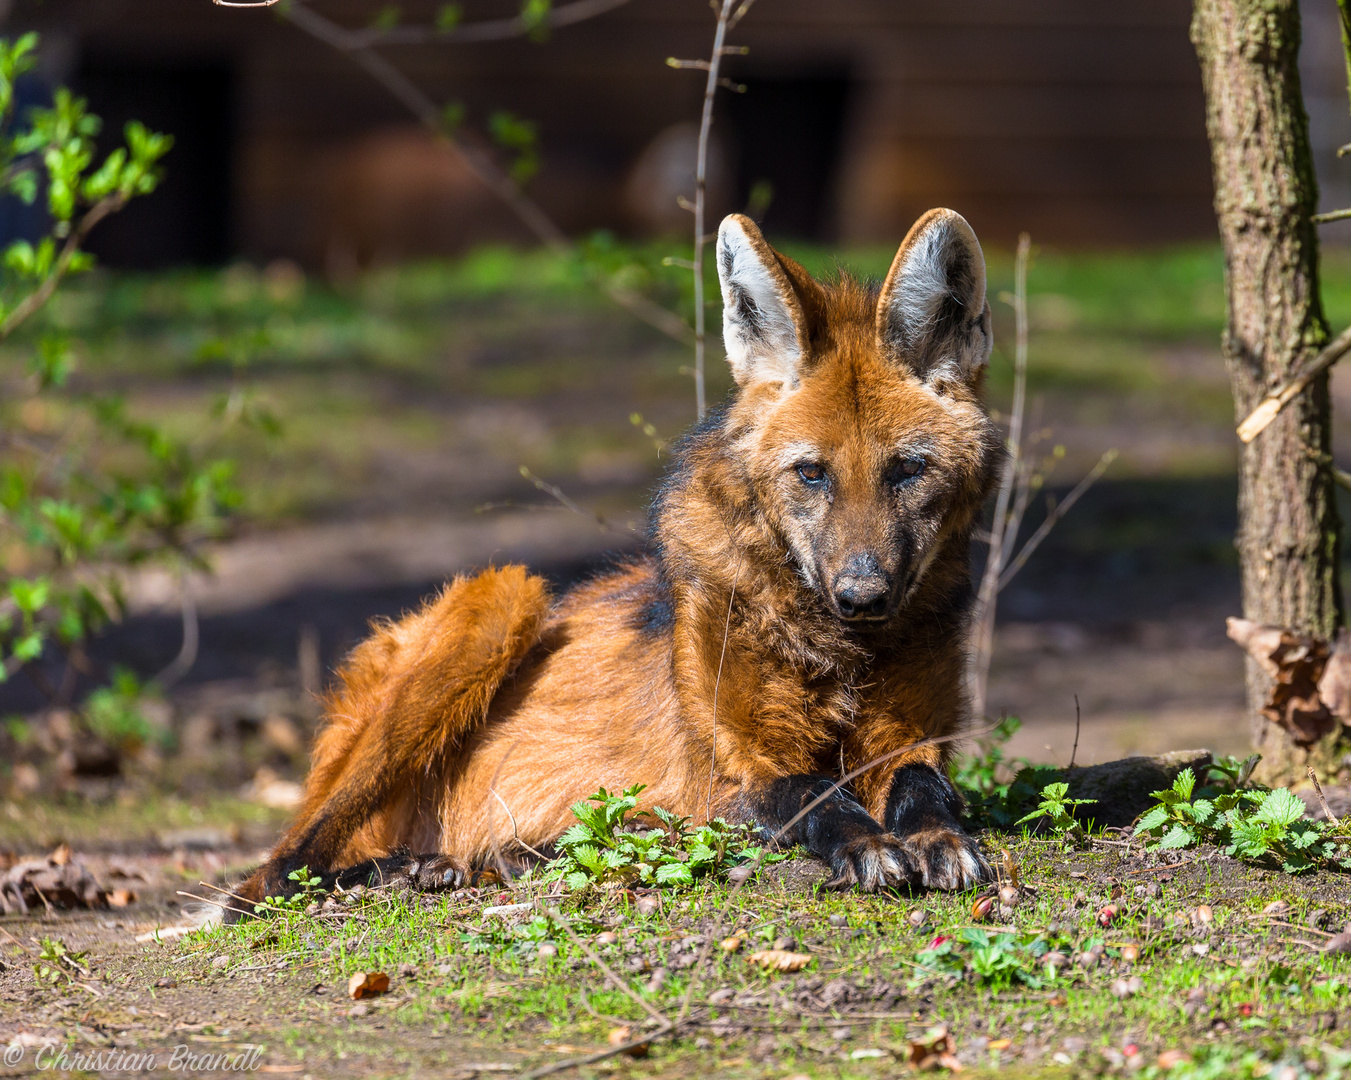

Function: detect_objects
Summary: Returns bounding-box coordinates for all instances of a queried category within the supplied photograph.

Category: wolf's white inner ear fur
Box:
[717,214,808,388]
[877,208,992,389]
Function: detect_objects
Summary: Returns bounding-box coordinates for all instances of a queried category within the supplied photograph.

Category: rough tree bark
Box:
[1191,0,1344,783]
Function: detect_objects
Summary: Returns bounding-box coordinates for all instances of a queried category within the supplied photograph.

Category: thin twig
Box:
[1068,695,1081,771]
[1312,208,1351,224]
[279,1,693,347]
[997,449,1117,591]
[521,1023,675,1080]
[686,0,739,419]
[176,890,257,922]
[542,907,671,1028]
[705,558,742,819]
[154,568,199,689]
[1237,323,1351,443]
[345,0,632,47]
[970,233,1030,718]
[1307,766,1340,825]
[517,466,635,535]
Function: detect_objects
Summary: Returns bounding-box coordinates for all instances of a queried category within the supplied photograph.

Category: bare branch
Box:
[968,232,1030,719]
[688,0,739,419]
[279,2,693,346]
[1312,208,1351,224]
[1236,323,1351,443]
[347,0,632,47]
[997,448,1117,592]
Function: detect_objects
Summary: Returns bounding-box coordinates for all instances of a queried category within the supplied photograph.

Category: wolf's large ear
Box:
[717,214,812,388]
[876,208,992,389]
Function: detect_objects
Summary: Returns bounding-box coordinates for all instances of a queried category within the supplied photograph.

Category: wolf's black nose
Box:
[833,555,891,620]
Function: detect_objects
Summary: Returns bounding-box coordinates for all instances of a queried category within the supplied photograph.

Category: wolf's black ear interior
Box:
[876,209,992,390]
[716,214,812,389]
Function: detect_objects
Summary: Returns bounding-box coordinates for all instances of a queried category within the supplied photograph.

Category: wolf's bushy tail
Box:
[231,566,550,918]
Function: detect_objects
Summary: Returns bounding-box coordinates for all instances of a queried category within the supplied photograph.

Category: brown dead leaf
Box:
[909,1025,962,1071]
[607,1026,649,1058]
[49,844,71,866]
[108,888,136,908]
[347,971,390,999]
[747,949,812,973]
[1226,617,1337,746]
[1321,628,1351,718]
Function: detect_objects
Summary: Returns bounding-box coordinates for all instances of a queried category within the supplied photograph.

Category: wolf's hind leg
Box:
[230,566,550,919]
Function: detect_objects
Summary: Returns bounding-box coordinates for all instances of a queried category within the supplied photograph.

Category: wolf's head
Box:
[713,209,1001,628]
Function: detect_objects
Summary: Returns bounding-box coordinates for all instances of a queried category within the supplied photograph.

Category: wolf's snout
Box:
[832,554,891,621]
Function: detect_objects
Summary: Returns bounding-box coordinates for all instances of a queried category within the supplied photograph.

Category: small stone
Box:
[695,1038,713,1050]
[828,914,849,928]
[727,864,754,885]
[1111,976,1143,998]
[211,955,230,970]
[1191,943,1210,957]
[907,909,929,928]
[771,936,796,952]
[1195,904,1214,925]
[634,895,661,917]
[829,1026,851,1041]
[536,943,558,959]
[155,977,177,989]
[1262,900,1290,917]
[349,1002,369,1017]
[397,963,418,978]
[646,967,667,993]
[596,931,619,946]
[998,885,1019,907]
[1042,951,1069,970]
[708,987,734,1005]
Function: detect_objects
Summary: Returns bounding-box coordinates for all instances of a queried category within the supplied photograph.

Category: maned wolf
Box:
[232,208,1002,916]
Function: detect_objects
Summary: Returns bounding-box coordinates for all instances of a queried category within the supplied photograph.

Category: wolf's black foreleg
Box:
[883,763,988,891]
[751,775,918,892]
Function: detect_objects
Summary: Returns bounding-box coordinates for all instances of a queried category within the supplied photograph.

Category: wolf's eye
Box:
[797,462,827,486]
[888,457,926,486]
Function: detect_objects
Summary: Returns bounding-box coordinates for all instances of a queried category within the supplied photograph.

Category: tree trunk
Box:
[1191,0,1344,783]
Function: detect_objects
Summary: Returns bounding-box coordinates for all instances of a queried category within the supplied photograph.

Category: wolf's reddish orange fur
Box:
[236,208,1001,909]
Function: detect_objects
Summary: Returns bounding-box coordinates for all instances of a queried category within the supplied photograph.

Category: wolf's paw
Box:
[826,833,916,892]
[401,854,470,891]
[899,826,988,891]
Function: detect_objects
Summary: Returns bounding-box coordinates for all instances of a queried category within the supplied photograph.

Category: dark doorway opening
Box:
[722,71,851,241]
[76,59,235,268]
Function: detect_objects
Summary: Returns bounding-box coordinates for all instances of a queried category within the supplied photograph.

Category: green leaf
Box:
[1155,823,1197,850]
[1135,805,1170,833]
[1252,788,1306,829]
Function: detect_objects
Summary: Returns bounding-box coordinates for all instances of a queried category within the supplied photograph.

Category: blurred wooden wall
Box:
[13,0,1317,265]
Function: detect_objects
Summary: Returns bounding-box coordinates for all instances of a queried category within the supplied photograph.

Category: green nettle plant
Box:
[549,783,785,890]
[1135,765,1351,874]
[0,33,239,757]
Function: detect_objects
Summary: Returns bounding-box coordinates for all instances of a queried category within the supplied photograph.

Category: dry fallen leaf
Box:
[987,1038,1011,1051]
[908,1025,962,1071]
[1157,1049,1192,1069]
[1226,617,1338,746]
[49,844,71,866]
[1195,904,1214,925]
[347,971,390,1000]
[720,935,745,953]
[108,888,136,909]
[607,1026,649,1058]
[747,949,812,973]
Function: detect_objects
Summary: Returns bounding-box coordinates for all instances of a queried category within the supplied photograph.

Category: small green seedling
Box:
[1015,781,1097,845]
[33,937,89,985]
[254,865,326,914]
[551,783,785,891]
